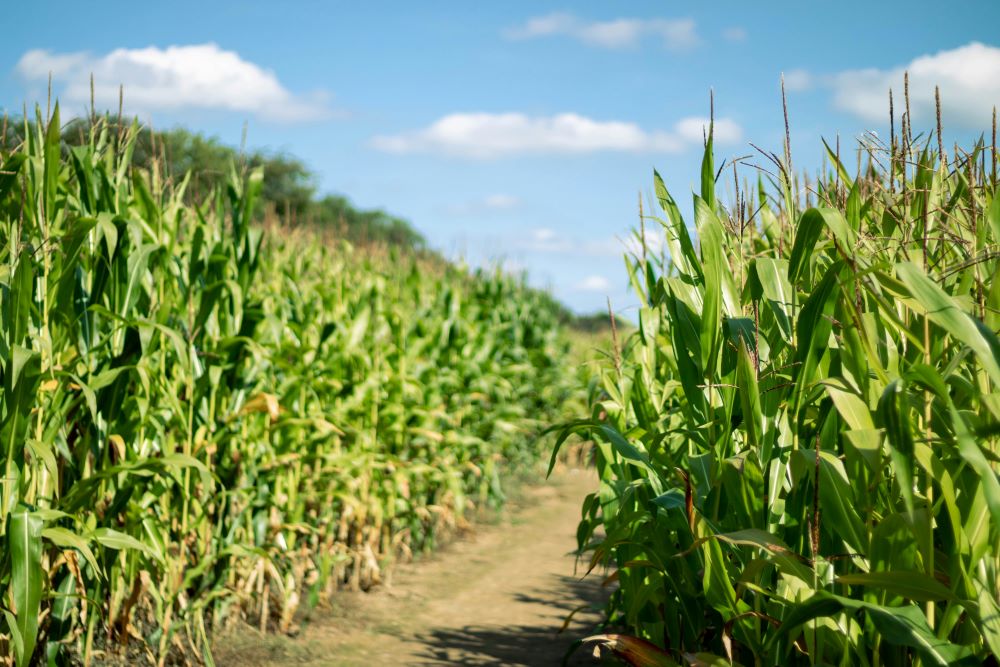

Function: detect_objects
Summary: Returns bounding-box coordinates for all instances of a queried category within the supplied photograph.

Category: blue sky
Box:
[3,1,1000,314]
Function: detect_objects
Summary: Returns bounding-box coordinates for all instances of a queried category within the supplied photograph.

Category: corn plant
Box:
[0,105,579,665]
[556,104,1000,664]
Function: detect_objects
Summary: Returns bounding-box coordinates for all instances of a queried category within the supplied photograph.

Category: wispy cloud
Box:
[829,42,1000,127]
[446,193,521,216]
[483,194,520,210]
[722,27,747,43]
[518,227,664,258]
[15,43,331,122]
[576,275,611,292]
[372,112,741,159]
[782,69,813,92]
[522,227,577,254]
[505,13,698,51]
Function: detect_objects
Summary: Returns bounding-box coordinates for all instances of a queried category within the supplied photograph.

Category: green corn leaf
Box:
[653,489,685,511]
[7,250,35,347]
[545,420,651,476]
[912,442,965,556]
[700,126,715,207]
[9,507,43,666]
[972,575,1000,658]
[2,610,23,665]
[772,592,978,666]
[946,400,1000,532]
[755,257,793,342]
[47,571,77,644]
[877,380,917,517]
[0,153,27,199]
[682,528,813,584]
[896,261,1000,385]
[988,193,1000,242]
[788,208,855,285]
[697,196,725,377]
[787,209,825,285]
[791,450,867,553]
[822,137,854,189]
[845,181,861,231]
[835,570,957,602]
[43,103,61,220]
[654,169,701,280]
[792,262,843,414]
[90,528,159,560]
[824,379,875,431]
[702,537,741,618]
[43,527,101,575]
[736,340,762,450]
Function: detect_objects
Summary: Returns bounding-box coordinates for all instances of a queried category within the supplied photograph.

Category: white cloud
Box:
[446,193,521,216]
[483,194,520,210]
[372,112,742,159]
[831,42,1000,127]
[15,43,330,122]
[783,69,813,92]
[522,227,578,254]
[505,13,698,51]
[577,275,611,292]
[675,117,743,144]
[518,227,664,258]
[722,27,747,42]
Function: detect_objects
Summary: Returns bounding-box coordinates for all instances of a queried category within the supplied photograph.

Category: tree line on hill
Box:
[1,112,427,250]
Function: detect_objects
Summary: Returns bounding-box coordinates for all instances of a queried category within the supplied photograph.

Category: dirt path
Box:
[216,468,608,666]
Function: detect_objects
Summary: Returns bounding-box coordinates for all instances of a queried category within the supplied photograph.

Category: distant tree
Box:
[309,195,426,249]
[567,311,631,333]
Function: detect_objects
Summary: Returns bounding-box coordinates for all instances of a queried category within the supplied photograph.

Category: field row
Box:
[564,120,1000,664]
[0,108,578,665]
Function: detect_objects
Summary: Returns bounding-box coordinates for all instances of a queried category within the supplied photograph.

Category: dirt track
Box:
[216,468,607,666]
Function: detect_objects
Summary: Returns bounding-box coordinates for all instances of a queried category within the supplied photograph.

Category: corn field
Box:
[0,105,578,665]
[557,105,1000,665]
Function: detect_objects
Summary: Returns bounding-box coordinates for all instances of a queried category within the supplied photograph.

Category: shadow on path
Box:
[417,625,589,666]
[414,573,607,666]
[218,470,609,667]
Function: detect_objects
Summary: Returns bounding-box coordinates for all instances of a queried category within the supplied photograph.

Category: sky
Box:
[3,1,1000,315]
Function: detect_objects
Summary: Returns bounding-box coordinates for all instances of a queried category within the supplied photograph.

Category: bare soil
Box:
[214,467,609,666]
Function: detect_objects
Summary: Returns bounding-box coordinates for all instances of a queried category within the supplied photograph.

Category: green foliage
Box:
[0,105,577,663]
[560,122,1000,664]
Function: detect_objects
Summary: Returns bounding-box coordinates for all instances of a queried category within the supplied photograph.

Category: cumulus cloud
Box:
[831,42,1000,127]
[15,43,330,122]
[577,275,611,292]
[505,13,698,51]
[371,112,742,159]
